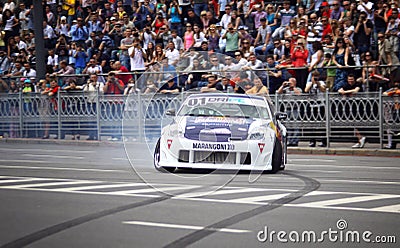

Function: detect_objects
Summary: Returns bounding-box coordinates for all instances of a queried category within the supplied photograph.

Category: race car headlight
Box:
[168,127,184,137]
[248,128,265,140]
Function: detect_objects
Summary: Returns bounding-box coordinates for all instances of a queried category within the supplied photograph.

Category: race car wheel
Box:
[271,140,282,173]
[154,138,176,173]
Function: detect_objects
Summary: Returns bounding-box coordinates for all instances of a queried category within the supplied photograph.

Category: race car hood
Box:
[183,116,254,142]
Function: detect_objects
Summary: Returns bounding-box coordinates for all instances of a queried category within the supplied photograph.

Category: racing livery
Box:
[154,93,287,173]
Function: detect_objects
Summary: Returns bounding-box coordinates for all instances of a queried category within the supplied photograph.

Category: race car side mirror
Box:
[275,112,287,120]
[165,108,176,116]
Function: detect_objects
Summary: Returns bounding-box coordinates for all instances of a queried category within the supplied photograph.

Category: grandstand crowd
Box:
[0,0,400,95]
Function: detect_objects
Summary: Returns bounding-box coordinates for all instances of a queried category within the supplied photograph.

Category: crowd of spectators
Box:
[0,0,399,96]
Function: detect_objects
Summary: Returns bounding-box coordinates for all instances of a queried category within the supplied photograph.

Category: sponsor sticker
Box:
[193,143,235,150]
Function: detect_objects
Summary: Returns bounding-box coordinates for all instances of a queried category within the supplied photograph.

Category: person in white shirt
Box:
[128,38,146,71]
[165,41,180,66]
[47,49,59,72]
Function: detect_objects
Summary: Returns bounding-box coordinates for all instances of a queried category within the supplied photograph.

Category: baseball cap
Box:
[61,16,67,21]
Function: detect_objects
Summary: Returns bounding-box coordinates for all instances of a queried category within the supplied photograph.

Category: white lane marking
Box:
[0,160,48,163]
[291,169,341,173]
[289,163,400,170]
[177,188,269,198]
[289,159,336,162]
[57,183,145,192]
[284,203,400,214]
[296,195,398,207]
[1,181,98,189]
[113,186,200,195]
[22,154,84,159]
[123,221,251,234]
[320,179,400,185]
[0,148,94,153]
[0,165,126,173]
[0,178,45,184]
[231,193,291,203]
[371,204,400,213]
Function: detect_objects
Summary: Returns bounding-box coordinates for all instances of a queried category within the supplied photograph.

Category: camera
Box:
[283,82,289,87]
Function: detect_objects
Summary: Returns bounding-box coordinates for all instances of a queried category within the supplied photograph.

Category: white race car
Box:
[154,93,288,173]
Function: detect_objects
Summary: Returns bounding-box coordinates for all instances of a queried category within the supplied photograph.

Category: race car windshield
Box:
[178,103,270,119]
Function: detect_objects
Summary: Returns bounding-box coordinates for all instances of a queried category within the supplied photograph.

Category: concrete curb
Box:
[288,147,400,157]
[1,138,400,157]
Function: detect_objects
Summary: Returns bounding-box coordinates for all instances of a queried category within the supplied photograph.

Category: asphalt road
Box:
[0,142,399,248]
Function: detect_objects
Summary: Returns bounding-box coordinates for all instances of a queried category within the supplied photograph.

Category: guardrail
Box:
[0,90,399,148]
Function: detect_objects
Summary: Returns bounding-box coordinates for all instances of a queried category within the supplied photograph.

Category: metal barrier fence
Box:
[0,91,399,147]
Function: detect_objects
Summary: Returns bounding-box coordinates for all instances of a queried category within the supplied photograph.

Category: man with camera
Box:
[103,71,125,95]
[277,77,302,146]
[103,72,125,141]
[354,12,373,55]
[83,74,104,140]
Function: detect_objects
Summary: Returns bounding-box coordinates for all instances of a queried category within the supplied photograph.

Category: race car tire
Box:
[271,140,282,173]
[154,138,176,173]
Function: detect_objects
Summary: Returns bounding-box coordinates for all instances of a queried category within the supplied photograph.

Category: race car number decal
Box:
[187,97,228,107]
[186,97,256,107]
[193,143,235,150]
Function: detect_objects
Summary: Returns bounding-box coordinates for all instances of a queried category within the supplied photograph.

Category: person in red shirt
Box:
[103,72,125,141]
[320,2,332,19]
[111,61,132,85]
[320,17,332,40]
[291,37,309,90]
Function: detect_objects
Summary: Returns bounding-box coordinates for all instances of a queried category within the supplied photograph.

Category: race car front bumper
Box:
[158,136,276,171]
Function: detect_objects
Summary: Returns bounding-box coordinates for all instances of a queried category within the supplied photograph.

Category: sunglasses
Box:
[378,36,385,39]
[343,4,349,6]
[211,59,218,62]
[243,42,249,44]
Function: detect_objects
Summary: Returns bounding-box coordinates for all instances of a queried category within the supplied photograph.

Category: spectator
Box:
[383,82,400,149]
[2,9,18,47]
[291,37,309,90]
[305,70,327,147]
[159,78,180,94]
[111,61,132,85]
[47,49,59,72]
[272,1,295,40]
[184,58,207,90]
[73,45,88,74]
[193,0,208,17]
[245,3,267,32]
[56,60,75,84]
[129,38,146,71]
[254,17,272,56]
[200,74,221,92]
[242,53,267,86]
[169,1,182,35]
[183,23,195,51]
[22,62,36,78]
[246,77,268,95]
[103,72,125,141]
[204,24,220,52]
[361,51,380,92]
[353,11,372,55]
[265,55,283,93]
[222,23,242,57]
[118,28,134,71]
[276,77,302,146]
[378,32,400,84]
[83,74,104,140]
[165,41,180,66]
[170,30,184,52]
[332,38,350,91]
[70,17,89,49]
